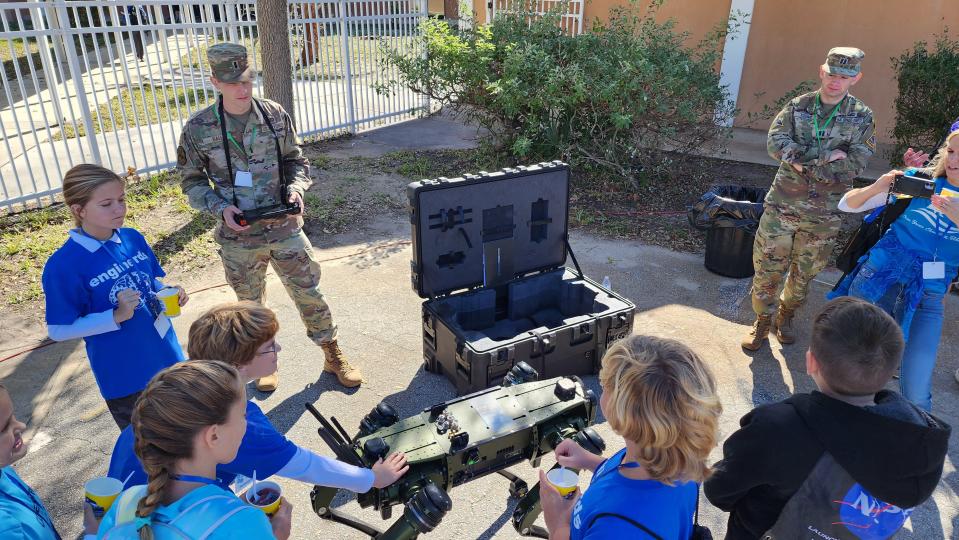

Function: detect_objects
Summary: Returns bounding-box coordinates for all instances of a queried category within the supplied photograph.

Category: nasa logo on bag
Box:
[836,483,912,539]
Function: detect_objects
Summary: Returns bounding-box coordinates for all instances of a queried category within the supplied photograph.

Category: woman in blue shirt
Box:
[42,165,188,430]
[97,360,291,539]
[539,335,722,540]
[832,130,959,411]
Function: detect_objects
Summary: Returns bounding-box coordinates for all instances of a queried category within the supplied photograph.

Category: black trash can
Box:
[688,186,767,278]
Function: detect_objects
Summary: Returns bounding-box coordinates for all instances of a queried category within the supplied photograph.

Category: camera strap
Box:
[217,95,287,210]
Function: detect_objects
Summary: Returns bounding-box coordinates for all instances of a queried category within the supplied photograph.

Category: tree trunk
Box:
[443,0,458,24]
[256,0,295,124]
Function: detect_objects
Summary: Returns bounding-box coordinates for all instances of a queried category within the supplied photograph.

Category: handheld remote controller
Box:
[233,200,302,227]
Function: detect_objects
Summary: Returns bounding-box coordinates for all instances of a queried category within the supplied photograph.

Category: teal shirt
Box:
[97,484,274,539]
[0,466,61,540]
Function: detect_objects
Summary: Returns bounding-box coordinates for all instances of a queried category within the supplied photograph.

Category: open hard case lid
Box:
[408,161,570,298]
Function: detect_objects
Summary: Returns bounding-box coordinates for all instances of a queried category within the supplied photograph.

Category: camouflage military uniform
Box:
[751,90,876,317]
[177,73,337,345]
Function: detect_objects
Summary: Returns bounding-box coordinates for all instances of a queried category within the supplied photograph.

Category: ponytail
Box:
[130,360,243,538]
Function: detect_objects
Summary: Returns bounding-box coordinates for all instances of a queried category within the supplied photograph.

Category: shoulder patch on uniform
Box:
[177,146,187,166]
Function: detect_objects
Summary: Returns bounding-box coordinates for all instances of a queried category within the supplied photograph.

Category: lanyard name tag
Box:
[923,261,945,280]
[234,170,253,188]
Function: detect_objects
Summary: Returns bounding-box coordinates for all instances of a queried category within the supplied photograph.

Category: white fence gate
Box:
[486,0,583,35]
[0,0,428,212]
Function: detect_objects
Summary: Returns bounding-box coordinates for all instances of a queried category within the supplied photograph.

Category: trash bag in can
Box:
[687,186,767,278]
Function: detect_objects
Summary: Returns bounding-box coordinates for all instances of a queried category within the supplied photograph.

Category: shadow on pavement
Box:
[260,371,359,436]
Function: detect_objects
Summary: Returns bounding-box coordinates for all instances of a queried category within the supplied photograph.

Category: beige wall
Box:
[736,0,959,142]
[468,0,731,43]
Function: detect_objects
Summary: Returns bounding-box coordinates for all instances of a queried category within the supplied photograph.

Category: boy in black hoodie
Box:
[705,297,950,539]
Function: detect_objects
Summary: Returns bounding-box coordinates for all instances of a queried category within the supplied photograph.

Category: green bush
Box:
[890,33,959,162]
[376,1,738,186]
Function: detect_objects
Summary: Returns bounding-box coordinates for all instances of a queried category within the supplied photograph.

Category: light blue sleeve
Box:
[208,506,275,539]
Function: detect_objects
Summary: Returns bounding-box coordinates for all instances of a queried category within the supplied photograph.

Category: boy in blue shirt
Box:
[108,302,408,492]
[539,335,722,539]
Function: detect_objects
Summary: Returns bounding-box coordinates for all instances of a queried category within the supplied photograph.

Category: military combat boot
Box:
[774,308,796,345]
[741,314,772,351]
[322,340,363,388]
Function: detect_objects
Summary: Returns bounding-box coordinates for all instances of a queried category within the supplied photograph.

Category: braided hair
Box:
[130,360,243,540]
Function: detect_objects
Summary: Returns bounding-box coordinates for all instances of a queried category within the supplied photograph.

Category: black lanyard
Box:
[216,95,288,209]
[593,450,641,482]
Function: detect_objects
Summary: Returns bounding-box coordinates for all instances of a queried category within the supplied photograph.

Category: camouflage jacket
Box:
[177,98,312,245]
[766,91,876,216]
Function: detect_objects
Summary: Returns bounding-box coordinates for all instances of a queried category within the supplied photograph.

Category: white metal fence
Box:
[487,0,583,35]
[0,0,428,212]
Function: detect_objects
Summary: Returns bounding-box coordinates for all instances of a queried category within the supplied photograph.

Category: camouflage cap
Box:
[824,47,864,77]
[207,43,255,83]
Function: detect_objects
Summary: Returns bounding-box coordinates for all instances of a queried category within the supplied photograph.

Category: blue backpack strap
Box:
[166,494,260,539]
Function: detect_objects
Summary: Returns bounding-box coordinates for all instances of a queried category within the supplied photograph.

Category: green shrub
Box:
[890,33,959,162]
[376,1,738,186]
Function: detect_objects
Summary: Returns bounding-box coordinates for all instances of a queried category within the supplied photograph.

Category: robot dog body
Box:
[308,365,604,539]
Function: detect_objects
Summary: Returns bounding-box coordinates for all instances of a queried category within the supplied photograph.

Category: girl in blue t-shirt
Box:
[539,335,722,540]
[97,360,291,539]
[42,164,188,430]
[833,130,959,411]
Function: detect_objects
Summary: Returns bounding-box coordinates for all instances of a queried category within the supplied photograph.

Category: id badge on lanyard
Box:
[101,239,171,337]
[924,200,950,281]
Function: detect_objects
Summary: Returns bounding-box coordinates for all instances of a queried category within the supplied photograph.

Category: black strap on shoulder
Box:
[252,98,289,200]
[216,94,237,209]
[216,96,289,208]
[586,512,664,540]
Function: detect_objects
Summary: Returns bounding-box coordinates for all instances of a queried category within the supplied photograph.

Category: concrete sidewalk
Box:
[2,116,956,539]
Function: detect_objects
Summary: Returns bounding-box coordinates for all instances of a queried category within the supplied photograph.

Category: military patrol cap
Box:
[824,47,864,77]
[207,43,255,83]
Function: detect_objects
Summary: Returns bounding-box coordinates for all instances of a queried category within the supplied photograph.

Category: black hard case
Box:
[408,162,636,395]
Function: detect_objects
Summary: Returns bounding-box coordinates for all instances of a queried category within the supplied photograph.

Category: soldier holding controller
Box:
[177,43,362,391]
[743,47,877,351]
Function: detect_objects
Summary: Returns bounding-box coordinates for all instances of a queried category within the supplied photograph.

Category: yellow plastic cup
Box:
[244,480,282,516]
[156,287,181,317]
[546,468,579,499]
[84,477,123,518]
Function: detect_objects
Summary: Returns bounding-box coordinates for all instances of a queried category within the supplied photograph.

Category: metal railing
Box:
[488,0,583,35]
[0,0,428,212]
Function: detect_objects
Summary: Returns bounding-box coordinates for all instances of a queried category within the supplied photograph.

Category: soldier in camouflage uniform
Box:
[743,47,876,351]
[177,43,362,390]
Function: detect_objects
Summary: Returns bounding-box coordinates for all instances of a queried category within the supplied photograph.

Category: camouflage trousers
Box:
[218,230,337,344]
[750,205,841,316]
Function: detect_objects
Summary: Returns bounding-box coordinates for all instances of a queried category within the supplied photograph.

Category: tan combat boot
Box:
[256,372,279,392]
[322,340,363,388]
[774,308,796,345]
[741,314,772,351]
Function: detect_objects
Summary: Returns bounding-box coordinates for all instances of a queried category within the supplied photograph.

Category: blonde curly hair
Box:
[598,335,722,485]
